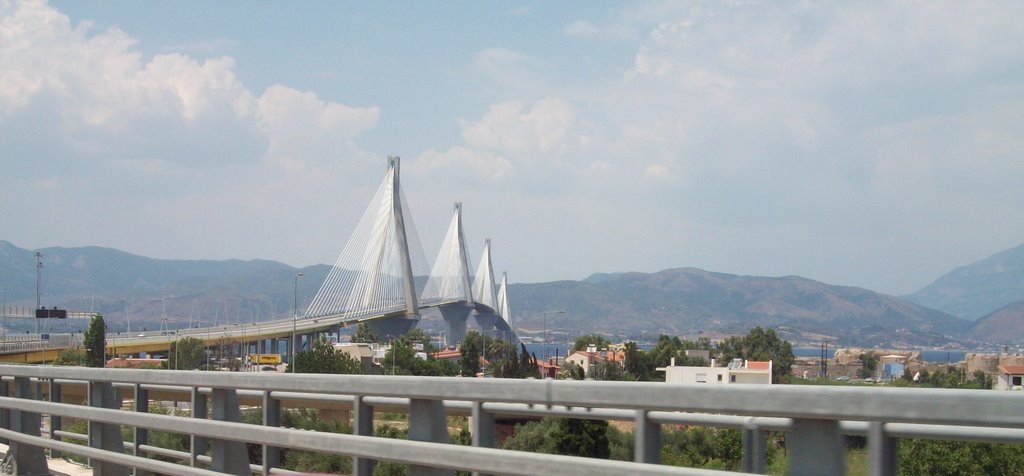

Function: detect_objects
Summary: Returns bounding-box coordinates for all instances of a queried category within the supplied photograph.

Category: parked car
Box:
[835,376,850,381]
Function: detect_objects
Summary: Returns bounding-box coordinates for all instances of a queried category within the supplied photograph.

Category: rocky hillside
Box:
[906,242,1024,320]
[2,241,974,346]
[966,300,1024,344]
[510,268,969,347]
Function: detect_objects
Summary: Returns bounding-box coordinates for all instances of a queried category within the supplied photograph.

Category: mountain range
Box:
[905,242,1024,320]
[2,239,1022,347]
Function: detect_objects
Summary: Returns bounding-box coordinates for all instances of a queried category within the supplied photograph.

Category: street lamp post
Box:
[542,310,566,361]
[34,251,42,334]
[291,273,303,373]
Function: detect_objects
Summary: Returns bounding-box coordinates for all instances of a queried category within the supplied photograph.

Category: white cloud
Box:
[0,0,382,267]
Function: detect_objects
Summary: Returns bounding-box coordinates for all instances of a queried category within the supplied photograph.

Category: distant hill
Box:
[1,241,973,346]
[905,242,1024,320]
[966,300,1024,344]
[510,268,969,347]
[0,240,328,331]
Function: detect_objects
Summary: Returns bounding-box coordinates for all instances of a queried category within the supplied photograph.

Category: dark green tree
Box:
[294,337,361,374]
[552,418,610,459]
[858,352,879,379]
[84,314,106,367]
[352,322,379,344]
[573,334,612,352]
[458,331,483,377]
[716,327,794,383]
[383,332,458,377]
[167,337,207,370]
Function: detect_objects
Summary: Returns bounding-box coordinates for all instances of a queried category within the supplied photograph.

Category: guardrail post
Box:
[88,380,129,476]
[789,418,844,476]
[742,418,766,474]
[49,379,61,460]
[262,390,281,475]
[12,376,47,475]
[210,388,249,475]
[134,384,152,476]
[0,379,10,445]
[868,422,896,476]
[470,401,495,476]
[353,395,375,476]
[634,409,661,464]
[408,398,450,476]
[190,388,208,466]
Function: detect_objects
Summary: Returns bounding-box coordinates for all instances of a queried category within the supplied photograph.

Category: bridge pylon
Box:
[471,239,501,334]
[422,202,475,346]
[305,156,422,340]
[494,271,516,340]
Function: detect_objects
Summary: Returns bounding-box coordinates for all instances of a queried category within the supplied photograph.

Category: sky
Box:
[2,0,1023,295]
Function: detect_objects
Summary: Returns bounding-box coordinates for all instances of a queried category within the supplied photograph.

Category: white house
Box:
[657,357,773,385]
[995,365,1024,390]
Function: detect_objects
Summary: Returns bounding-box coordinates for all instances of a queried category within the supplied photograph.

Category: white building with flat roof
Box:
[657,358,772,385]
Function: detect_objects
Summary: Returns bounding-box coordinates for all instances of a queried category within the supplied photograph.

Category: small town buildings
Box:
[995,364,1024,390]
[657,357,773,385]
[564,344,625,377]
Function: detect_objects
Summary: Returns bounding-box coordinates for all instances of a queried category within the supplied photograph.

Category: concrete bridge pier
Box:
[438,304,472,347]
[368,315,420,341]
[473,311,498,332]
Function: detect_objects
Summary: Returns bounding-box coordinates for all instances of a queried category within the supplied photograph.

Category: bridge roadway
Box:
[0,299,481,364]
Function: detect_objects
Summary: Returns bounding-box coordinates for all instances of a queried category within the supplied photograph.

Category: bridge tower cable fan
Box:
[471,239,502,334]
[420,202,475,345]
[495,271,514,339]
[304,156,425,339]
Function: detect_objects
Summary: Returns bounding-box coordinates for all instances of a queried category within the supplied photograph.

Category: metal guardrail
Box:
[0,365,1020,476]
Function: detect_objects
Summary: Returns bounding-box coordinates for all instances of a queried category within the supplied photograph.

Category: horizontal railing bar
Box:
[3,366,1020,428]
[52,430,87,442]
[137,443,190,461]
[0,396,729,476]
[0,427,224,476]
[886,423,1024,444]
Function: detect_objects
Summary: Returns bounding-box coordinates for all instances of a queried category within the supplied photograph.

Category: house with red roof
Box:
[996,365,1024,390]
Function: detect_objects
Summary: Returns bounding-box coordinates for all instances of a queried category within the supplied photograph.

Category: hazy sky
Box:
[2,1,1022,295]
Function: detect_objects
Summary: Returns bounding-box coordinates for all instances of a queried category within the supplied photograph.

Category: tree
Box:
[858,352,879,379]
[54,347,86,366]
[898,439,1024,475]
[293,337,361,374]
[167,337,208,370]
[573,335,612,352]
[383,331,458,377]
[352,323,379,344]
[458,331,483,377]
[716,327,794,383]
[552,418,610,459]
[84,314,106,367]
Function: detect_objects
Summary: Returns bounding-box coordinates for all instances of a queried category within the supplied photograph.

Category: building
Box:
[564,344,625,377]
[995,365,1024,390]
[335,342,383,374]
[657,357,772,385]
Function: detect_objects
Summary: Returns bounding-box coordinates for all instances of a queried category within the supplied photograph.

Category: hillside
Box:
[1,241,972,346]
[510,268,969,347]
[966,300,1024,344]
[905,242,1024,320]
[0,240,328,330]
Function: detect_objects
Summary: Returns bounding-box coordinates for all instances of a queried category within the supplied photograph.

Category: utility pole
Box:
[34,251,42,334]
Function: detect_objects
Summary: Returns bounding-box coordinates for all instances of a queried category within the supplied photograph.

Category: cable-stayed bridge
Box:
[303,156,512,343]
[0,157,515,363]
